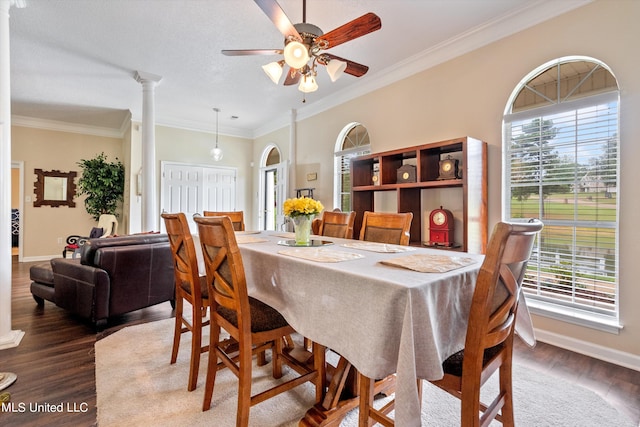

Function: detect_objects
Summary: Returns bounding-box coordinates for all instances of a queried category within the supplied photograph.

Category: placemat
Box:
[235,230,261,235]
[380,254,478,272]
[278,248,365,263]
[272,232,295,238]
[235,235,268,244]
[341,241,416,253]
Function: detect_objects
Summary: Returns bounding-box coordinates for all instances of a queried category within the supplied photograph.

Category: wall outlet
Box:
[57,237,62,244]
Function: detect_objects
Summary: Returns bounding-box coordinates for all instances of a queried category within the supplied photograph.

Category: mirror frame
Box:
[33,169,77,208]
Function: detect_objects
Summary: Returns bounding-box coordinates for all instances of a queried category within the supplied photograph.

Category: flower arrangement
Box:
[283,197,324,218]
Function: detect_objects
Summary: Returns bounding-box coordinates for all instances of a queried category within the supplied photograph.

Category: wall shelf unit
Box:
[350,136,487,253]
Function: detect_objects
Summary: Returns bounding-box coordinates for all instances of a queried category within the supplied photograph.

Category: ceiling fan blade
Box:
[316,12,381,49]
[222,49,283,56]
[254,0,301,40]
[283,67,300,85]
[321,53,369,77]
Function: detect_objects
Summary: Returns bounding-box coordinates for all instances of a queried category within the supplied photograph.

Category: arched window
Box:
[503,57,620,331]
[264,145,280,166]
[333,123,370,211]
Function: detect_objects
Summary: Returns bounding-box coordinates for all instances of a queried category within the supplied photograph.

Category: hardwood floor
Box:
[2,257,640,426]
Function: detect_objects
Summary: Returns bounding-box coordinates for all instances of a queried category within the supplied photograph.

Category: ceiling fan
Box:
[222,0,382,93]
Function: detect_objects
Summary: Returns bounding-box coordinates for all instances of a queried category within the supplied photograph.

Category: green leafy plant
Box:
[76,153,125,221]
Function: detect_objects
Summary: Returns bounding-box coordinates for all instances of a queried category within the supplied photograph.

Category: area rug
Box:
[95,318,635,427]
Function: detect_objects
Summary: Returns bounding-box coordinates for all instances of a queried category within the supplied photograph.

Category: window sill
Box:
[526,299,623,334]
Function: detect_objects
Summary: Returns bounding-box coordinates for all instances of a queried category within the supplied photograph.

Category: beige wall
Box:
[278,0,640,360]
[11,168,19,208]
[11,126,123,259]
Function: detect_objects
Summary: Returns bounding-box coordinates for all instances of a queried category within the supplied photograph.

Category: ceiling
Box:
[8,0,591,138]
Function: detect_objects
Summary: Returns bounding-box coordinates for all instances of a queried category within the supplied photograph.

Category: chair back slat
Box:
[203,211,245,231]
[195,216,251,333]
[359,211,413,245]
[319,211,356,239]
[161,212,203,301]
[463,219,543,368]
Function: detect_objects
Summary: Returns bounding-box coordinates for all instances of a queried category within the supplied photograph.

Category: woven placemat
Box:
[278,248,365,263]
[341,241,415,253]
[380,254,478,272]
[235,235,268,244]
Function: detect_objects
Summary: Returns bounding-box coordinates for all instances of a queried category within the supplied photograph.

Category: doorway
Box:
[160,161,237,233]
[11,161,24,260]
[258,145,287,231]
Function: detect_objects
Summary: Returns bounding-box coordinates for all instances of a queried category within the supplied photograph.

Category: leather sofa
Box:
[30,234,175,326]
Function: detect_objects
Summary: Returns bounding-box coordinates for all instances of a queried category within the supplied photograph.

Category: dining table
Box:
[194,229,534,426]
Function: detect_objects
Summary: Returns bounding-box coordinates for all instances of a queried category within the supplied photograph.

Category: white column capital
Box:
[134,70,162,86]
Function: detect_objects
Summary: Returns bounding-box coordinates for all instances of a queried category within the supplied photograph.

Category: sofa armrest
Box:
[51,258,111,322]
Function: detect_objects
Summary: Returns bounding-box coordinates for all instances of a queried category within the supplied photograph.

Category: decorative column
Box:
[289,108,297,198]
[134,71,162,232]
[0,0,25,356]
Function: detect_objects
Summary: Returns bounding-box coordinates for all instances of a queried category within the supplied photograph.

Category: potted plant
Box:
[76,152,125,221]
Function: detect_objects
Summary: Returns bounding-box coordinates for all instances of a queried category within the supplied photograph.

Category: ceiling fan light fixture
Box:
[284,40,310,69]
[262,60,284,84]
[326,59,347,82]
[298,74,318,93]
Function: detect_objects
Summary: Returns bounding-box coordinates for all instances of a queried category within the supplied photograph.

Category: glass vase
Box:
[292,215,314,245]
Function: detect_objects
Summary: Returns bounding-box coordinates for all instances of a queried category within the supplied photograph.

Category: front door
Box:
[258,161,288,231]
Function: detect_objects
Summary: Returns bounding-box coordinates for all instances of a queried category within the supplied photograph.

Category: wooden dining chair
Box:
[194,215,325,426]
[358,211,413,246]
[358,219,543,427]
[161,212,210,392]
[203,210,245,231]
[317,210,356,239]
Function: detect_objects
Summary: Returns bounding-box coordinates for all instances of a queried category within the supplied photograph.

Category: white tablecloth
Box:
[193,231,534,426]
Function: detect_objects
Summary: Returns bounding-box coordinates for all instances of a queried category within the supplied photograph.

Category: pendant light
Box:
[210,107,223,161]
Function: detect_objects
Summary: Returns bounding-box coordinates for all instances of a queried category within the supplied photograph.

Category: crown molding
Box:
[145,115,254,140]
[11,114,127,138]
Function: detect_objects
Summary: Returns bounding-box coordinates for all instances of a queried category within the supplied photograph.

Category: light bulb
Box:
[262,61,284,84]
[210,146,223,161]
[284,41,309,69]
[326,59,347,82]
[298,75,318,93]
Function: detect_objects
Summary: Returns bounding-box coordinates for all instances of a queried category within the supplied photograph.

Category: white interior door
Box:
[203,168,236,212]
[161,162,236,233]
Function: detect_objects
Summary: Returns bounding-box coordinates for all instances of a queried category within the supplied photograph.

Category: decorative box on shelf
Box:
[372,164,380,185]
[437,154,461,180]
[396,164,416,183]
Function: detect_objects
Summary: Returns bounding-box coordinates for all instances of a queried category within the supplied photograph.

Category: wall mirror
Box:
[33,169,77,207]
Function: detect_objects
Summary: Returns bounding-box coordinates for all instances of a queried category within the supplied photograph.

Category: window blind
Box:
[505,92,619,317]
[336,149,369,211]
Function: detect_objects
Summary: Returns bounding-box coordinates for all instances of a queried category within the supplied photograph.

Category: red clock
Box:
[429,206,455,247]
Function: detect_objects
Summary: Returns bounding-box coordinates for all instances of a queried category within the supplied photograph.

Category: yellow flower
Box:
[283,197,324,218]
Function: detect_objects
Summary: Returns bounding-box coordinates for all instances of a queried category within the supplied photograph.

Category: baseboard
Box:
[21,255,58,263]
[534,328,640,372]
